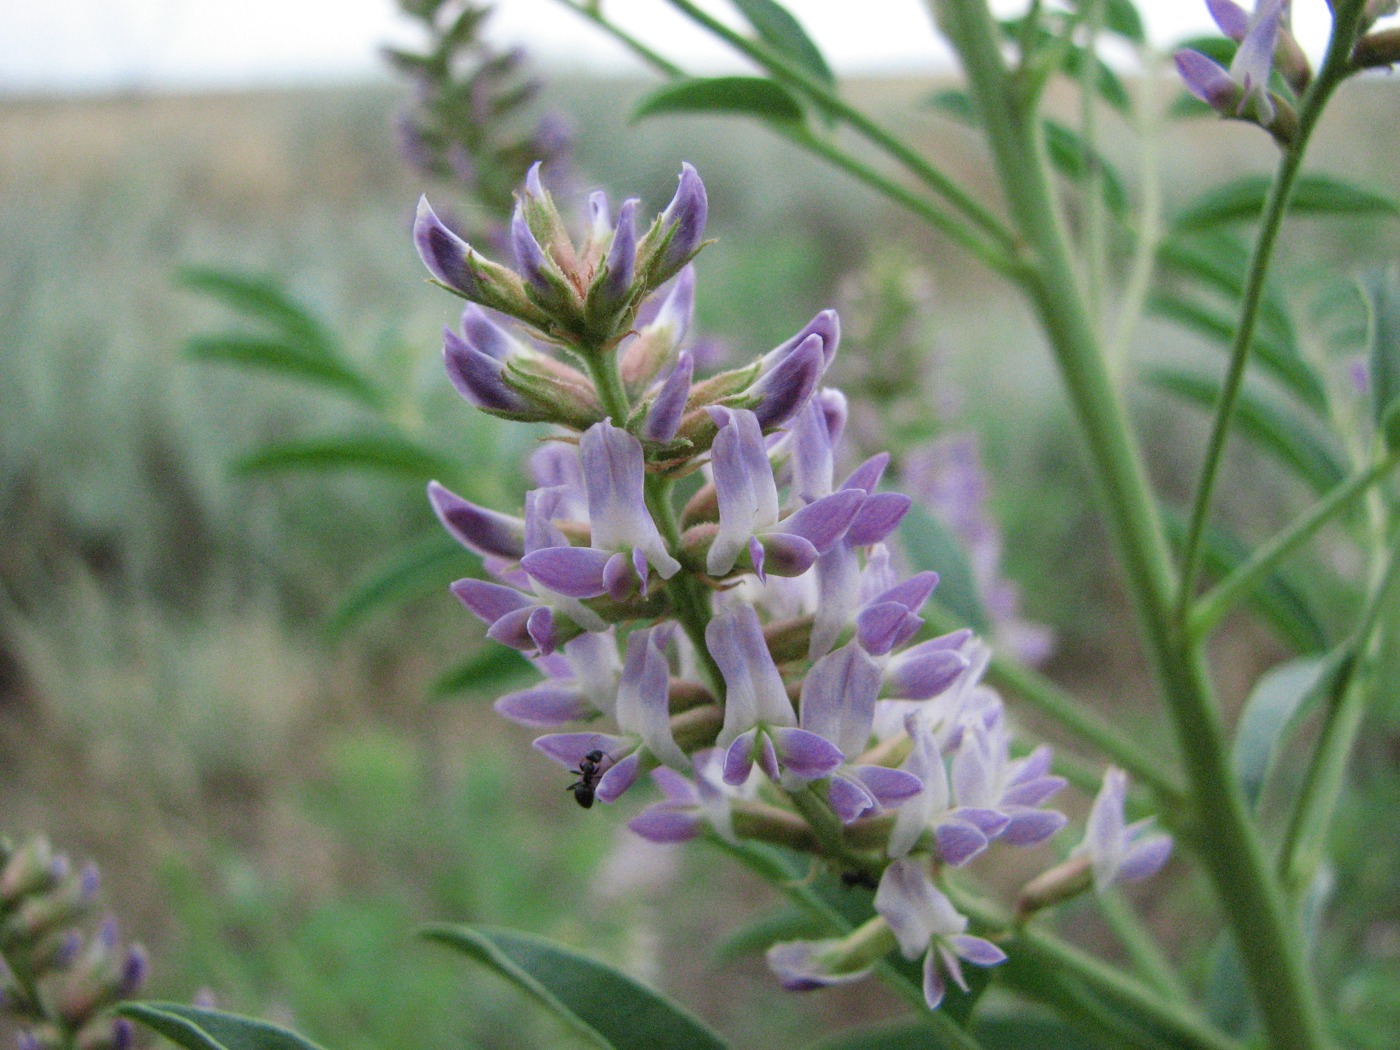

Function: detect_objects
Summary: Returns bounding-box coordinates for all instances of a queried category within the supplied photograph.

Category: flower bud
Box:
[1354,26,1400,69]
[584,198,639,335]
[414,198,550,325]
[0,838,64,906]
[1015,854,1093,919]
[637,163,709,289]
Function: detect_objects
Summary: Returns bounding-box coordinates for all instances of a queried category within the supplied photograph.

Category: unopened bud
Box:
[0,838,62,905]
[1016,854,1093,920]
[1354,27,1400,69]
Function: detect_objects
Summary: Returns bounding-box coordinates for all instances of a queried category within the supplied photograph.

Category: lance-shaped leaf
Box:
[422,924,729,1050]
[176,266,337,358]
[1233,652,1349,807]
[1363,264,1400,431]
[232,432,455,480]
[634,76,805,125]
[184,334,382,408]
[119,1003,328,1050]
[1172,173,1400,230]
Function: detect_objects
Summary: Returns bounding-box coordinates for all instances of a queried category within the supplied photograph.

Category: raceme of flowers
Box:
[414,163,1171,1009]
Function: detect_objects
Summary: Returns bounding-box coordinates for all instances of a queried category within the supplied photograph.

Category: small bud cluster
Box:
[1175,0,1308,146]
[415,165,1170,1009]
[0,835,146,1050]
[387,0,572,222]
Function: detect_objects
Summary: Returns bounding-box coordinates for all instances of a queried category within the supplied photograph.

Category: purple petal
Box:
[428,481,526,560]
[1002,774,1067,809]
[459,304,523,361]
[595,750,644,803]
[414,197,480,297]
[710,604,797,746]
[451,578,531,623]
[654,162,708,279]
[1174,49,1242,111]
[850,765,923,808]
[526,605,560,655]
[521,545,612,599]
[1118,832,1174,883]
[847,493,912,546]
[628,805,702,843]
[841,453,890,494]
[998,808,1068,847]
[827,773,877,823]
[443,326,532,414]
[642,352,694,442]
[581,421,680,578]
[800,643,882,757]
[723,727,760,785]
[651,767,700,806]
[765,309,840,370]
[494,685,592,727]
[885,648,969,701]
[532,731,629,769]
[599,197,638,311]
[855,602,922,657]
[511,202,554,295]
[770,727,844,779]
[1206,0,1249,40]
[781,490,864,551]
[487,607,538,651]
[959,807,1012,838]
[651,266,696,343]
[708,407,780,575]
[756,532,819,578]
[923,949,946,1010]
[755,731,781,781]
[935,821,990,867]
[751,335,823,430]
[876,571,940,613]
[950,934,1007,968]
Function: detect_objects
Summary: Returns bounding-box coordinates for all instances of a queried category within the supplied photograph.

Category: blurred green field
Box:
[3,71,1399,1048]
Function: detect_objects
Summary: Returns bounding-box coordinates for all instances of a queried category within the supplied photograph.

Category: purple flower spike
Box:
[750,333,825,430]
[653,162,708,281]
[875,859,1007,1010]
[1073,768,1173,890]
[643,352,694,443]
[428,481,526,561]
[443,326,534,415]
[414,197,480,297]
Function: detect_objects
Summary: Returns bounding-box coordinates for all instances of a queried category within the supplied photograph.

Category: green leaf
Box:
[431,643,534,698]
[185,334,382,408]
[177,267,336,358]
[326,532,474,636]
[119,1003,328,1050]
[1362,264,1400,430]
[1234,655,1340,806]
[899,504,991,634]
[633,77,804,125]
[1202,934,1256,1039]
[1143,364,1347,494]
[423,924,729,1050]
[730,0,834,88]
[232,433,455,480]
[803,1012,1108,1050]
[1161,509,1328,653]
[1173,174,1400,230]
[1145,291,1326,414]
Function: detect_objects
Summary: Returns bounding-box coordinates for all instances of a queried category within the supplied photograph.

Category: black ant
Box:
[566,749,606,809]
[840,870,878,891]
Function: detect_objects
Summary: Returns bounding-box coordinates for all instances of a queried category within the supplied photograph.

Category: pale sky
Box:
[0,1,1339,94]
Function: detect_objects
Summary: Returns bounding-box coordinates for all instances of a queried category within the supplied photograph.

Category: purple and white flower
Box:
[1072,768,1174,891]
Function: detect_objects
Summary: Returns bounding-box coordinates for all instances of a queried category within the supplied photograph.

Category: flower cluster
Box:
[0,835,146,1050]
[414,164,1170,1010]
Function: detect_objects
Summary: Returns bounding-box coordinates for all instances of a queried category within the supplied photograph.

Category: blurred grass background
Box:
[2,72,1399,1048]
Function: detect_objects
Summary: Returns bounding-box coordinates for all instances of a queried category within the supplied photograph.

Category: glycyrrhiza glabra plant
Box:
[413,158,1174,1036]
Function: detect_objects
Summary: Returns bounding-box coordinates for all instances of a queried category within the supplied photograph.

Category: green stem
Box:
[1174,9,1366,619]
[1278,528,1400,895]
[951,886,1243,1050]
[1077,0,1106,336]
[553,0,1024,279]
[1190,452,1400,639]
[930,3,1329,1047]
[662,0,1019,252]
[787,785,884,882]
[1097,887,1192,1000]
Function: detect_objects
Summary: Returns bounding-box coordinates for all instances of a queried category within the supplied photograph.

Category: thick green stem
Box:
[1190,452,1400,639]
[930,2,1330,1047]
